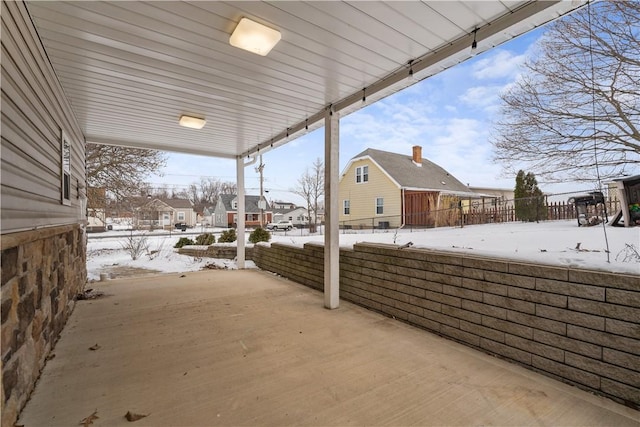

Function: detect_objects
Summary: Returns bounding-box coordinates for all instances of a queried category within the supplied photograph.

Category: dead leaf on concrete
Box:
[79,409,99,426]
[88,344,101,351]
[77,289,105,300]
[125,411,149,422]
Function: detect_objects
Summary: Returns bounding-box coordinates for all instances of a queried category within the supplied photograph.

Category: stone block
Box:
[508,288,567,308]
[442,264,464,277]
[423,308,459,328]
[1,297,12,324]
[395,300,424,317]
[409,295,441,313]
[462,267,484,280]
[569,269,640,290]
[462,277,508,296]
[381,288,410,304]
[396,283,425,298]
[535,278,605,301]
[409,278,442,293]
[606,289,640,308]
[565,352,640,388]
[480,338,532,365]
[532,355,600,389]
[484,271,535,289]
[567,325,640,354]
[462,257,508,273]
[533,329,602,360]
[568,297,640,323]
[508,262,568,281]
[424,271,462,286]
[385,306,409,321]
[605,318,640,340]
[1,247,18,287]
[483,293,535,315]
[602,348,640,371]
[536,304,604,331]
[462,300,507,320]
[482,316,533,340]
[442,305,482,324]
[425,290,461,308]
[460,320,505,343]
[408,313,440,333]
[442,284,483,302]
[506,334,564,362]
[600,378,640,407]
[441,325,480,347]
[507,310,566,335]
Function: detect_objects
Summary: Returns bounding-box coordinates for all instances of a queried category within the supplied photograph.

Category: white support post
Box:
[236,157,246,269]
[324,108,340,309]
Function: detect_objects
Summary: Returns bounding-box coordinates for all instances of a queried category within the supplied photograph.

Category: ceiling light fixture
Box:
[229,17,281,56]
[179,115,206,129]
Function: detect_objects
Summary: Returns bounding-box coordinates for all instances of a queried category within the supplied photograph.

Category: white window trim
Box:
[343,200,350,215]
[60,129,71,206]
[375,197,384,215]
[177,211,185,221]
[355,166,369,184]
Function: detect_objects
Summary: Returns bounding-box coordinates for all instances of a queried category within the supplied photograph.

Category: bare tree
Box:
[175,178,237,205]
[492,1,640,183]
[86,143,166,208]
[292,158,324,233]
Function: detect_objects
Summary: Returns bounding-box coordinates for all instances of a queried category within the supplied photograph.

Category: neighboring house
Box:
[273,207,309,226]
[138,198,196,229]
[272,201,297,210]
[338,146,479,228]
[467,187,515,210]
[213,194,273,228]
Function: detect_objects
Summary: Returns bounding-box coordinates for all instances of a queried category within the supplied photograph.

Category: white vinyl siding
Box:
[1,1,85,233]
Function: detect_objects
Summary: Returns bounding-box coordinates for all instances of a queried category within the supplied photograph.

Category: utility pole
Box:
[256,155,266,227]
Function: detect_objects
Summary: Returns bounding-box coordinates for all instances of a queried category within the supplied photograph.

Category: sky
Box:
[87,220,639,281]
[147,25,595,206]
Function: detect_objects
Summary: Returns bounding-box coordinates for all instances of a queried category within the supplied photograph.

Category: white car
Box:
[266,220,293,231]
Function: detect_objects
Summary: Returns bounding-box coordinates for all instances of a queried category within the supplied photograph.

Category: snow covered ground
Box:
[86,220,639,281]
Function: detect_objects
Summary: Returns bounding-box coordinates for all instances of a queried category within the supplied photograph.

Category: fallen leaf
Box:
[125,411,149,422]
[79,409,99,426]
[89,344,101,351]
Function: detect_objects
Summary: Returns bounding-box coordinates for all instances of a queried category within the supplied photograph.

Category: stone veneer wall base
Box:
[1,224,87,427]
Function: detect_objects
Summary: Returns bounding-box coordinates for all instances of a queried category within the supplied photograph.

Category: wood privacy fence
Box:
[340,200,621,230]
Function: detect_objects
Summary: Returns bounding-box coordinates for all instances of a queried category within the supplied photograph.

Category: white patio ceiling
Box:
[26,1,586,159]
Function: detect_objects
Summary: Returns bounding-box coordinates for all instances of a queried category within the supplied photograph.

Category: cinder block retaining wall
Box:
[1,225,87,426]
[252,242,640,408]
[178,245,253,260]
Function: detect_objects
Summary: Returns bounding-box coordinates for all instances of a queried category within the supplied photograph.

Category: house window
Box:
[356,166,368,183]
[61,130,71,205]
[232,200,238,209]
[343,200,350,215]
[376,197,384,215]
[177,211,185,221]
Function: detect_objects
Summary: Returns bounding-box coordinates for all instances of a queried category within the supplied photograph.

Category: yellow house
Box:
[338,146,479,229]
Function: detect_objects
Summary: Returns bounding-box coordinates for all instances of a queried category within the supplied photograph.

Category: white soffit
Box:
[26,1,586,159]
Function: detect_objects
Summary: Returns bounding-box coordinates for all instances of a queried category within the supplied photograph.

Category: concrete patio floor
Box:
[19,270,639,426]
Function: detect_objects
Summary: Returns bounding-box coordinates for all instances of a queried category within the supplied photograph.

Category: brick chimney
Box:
[412,145,422,167]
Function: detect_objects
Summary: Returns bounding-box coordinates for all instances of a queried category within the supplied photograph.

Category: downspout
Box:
[401,188,405,227]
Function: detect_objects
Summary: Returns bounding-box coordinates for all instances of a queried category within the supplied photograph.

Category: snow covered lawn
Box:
[87,220,639,281]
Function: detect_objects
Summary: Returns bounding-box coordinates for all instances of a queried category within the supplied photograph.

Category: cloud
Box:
[472,49,526,80]
[458,85,503,113]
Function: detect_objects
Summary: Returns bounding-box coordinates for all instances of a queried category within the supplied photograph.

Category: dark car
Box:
[174,222,187,231]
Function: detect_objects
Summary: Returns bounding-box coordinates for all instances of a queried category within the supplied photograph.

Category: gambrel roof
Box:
[346,148,474,196]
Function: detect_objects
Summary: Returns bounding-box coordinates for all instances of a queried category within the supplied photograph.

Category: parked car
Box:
[266,220,293,231]
[174,222,187,231]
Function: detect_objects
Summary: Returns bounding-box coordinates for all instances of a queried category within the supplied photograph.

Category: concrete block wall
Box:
[252,242,640,408]
[178,245,254,260]
[1,225,87,427]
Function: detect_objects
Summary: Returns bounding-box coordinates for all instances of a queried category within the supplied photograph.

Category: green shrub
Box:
[249,227,271,243]
[195,233,215,245]
[218,228,237,243]
[174,237,195,248]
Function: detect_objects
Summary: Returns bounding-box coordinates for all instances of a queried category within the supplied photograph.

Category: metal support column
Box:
[236,157,246,269]
[324,107,339,309]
